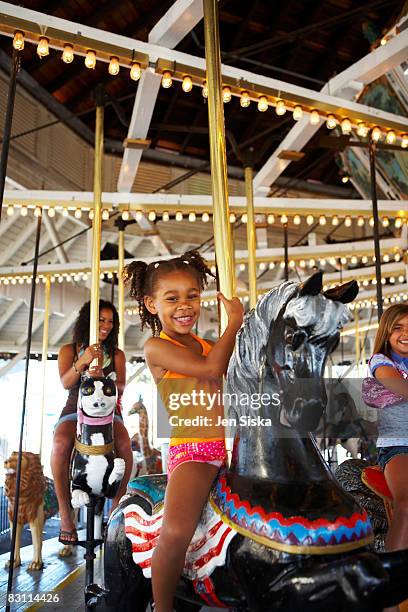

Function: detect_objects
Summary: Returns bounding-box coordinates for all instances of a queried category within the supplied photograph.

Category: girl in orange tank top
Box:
[124,250,243,612]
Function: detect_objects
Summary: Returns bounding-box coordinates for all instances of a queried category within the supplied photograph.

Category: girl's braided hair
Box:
[123,250,215,336]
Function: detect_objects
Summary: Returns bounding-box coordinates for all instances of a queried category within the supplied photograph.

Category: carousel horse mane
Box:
[226,277,351,417]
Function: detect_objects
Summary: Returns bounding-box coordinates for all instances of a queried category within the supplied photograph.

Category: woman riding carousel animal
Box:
[51,300,133,545]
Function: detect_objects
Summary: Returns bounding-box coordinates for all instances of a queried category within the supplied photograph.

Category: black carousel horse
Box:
[94,273,408,612]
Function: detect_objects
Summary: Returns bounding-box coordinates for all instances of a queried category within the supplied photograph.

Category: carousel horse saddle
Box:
[361,465,393,522]
[124,474,236,582]
[210,471,373,554]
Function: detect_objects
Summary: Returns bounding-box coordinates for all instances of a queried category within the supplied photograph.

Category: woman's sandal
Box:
[58,528,78,545]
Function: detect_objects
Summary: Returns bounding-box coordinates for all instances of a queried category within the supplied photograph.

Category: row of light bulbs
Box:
[350,293,408,310]
[242,251,403,272]
[12,31,407,146]
[12,31,142,81]
[5,205,407,229]
[0,270,120,285]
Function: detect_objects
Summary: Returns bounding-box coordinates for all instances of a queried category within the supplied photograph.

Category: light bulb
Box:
[161,71,172,88]
[240,91,250,108]
[108,57,120,76]
[371,126,382,142]
[13,31,24,51]
[37,37,49,58]
[20,206,28,217]
[332,215,339,226]
[241,213,248,223]
[326,114,337,129]
[306,214,314,226]
[344,215,352,227]
[175,211,183,221]
[259,262,266,271]
[291,105,303,121]
[341,118,352,135]
[182,76,193,93]
[188,212,196,222]
[62,208,69,217]
[229,212,236,223]
[394,252,401,261]
[357,216,365,227]
[202,81,208,98]
[202,212,210,223]
[340,257,347,265]
[309,110,320,125]
[239,263,246,272]
[130,63,141,81]
[267,214,275,224]
[351,256,358,264]
[257,96,268,112]
[319,215,326,226]
[382,216,390,227]
[293,214,301,225]
[399,275,405,283]
[48,207,55,217]
[357,122,368,137]
[280,214,288,224]
[102,209,110,221]
[309,258,316,268]
[383,253,390,262]
[162,211,169,222]
[320,258,326,266]
[275,100,286,116]
[402,134,408,149]
[289,260,296,268]
[88,209,94,220]
[386,130,396,144]
[34,206,42,217]
[395,217,402,228]
[85,50,96,69]
[222,87,232,103]
[135,211,143,221]
[341,175,349,183]
[6,205,14,216]
[299,260,306,268]
[74,208,82,219]
[121,210,130,221]
[148,211,156,221]
[62,44,74,63]
[269,262,275,269]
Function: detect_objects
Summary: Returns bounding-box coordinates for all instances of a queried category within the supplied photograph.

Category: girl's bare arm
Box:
[114,349,126,396]
[374,365,408,399]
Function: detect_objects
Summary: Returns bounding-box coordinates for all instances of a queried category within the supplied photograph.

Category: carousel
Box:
[0,0,407,610]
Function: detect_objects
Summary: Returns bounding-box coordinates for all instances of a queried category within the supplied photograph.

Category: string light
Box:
[275,100,286,115]
[341,118,352,135]
[12,31,24,50]
[121,210,129,221]
[20,206,28,217]
[398,275,405,283]
[6,205,14,216]
[108,57,120,76]
[383,253,390,262]
[293,105,303,121]
[267,214,275,224]
[357,216,365,227]
[257,96,268,112]
[332,215,339,226]
[48,207,55,218]
[34,206,42,217]
[344,215,352,227]
[37,37,49,58]
[341,175,349,183]
[62,208,69,217]
[74,208,82,219]
[259,262,266,271]
[369,216,374,227]
[361,255,368,264]
[269,262,275,269]
[135,211,143,221]
[309,110,320,125]
[148,211,156,221]
[340,256,347,265]
[161,71,172,88]
[89,209,94,220]
[386,130,396,144]
[371,126,382,142]
[351,255,358,264]
[202,81,208,99]
[402,134,408,149]
[299,260,306,268]
[175,211,183,221]
[394,252,401,261]
[229,212,236,223]
[102,209,110,221]
[280,214,288,224]
[382,216,390,227]
[319,215,326,226]
[289,260,296,268]
[85,50,97,69]
[326,114,337,129]
[241,213,248,223]
[357,122,368,137]
[239,263,246,272]
[306,214,314,226]
[202,212,210,222]
[182,76,193,93]
[293,214,301,225]
[62,44,74,63]
[130,63,141,81]
[222,87,232,103]
[188,212,196,222]
[309,258,316,268]
[240,91,250,108]
[395,217,403,228]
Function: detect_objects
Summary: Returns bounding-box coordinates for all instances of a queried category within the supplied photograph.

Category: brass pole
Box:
[39,275,51,459]
[203,0,235,332]
[90,85,104,353]
[118,224,125,350]
[244,165,257,308]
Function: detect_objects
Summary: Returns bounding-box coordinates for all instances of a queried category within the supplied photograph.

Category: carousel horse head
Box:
[78,372,117,420]
[227,271,358,432]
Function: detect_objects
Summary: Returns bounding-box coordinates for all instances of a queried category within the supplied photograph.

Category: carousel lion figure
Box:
[4,451,71,570]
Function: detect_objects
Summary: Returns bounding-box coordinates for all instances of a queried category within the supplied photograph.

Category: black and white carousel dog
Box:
[70,372,125,537]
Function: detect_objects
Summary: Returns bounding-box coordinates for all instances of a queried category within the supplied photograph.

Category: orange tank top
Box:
[157,331,225,446]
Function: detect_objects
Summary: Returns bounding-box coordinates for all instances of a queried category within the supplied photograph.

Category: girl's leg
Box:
[112,421,133,510]
[50,420,76,541]
[151,462,219,612]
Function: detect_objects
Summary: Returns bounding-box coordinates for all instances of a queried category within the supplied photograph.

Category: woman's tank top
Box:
[59,343,116,418]
[157,331,225,446]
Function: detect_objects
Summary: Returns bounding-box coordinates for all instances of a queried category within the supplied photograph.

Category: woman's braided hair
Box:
[123,250,215,336]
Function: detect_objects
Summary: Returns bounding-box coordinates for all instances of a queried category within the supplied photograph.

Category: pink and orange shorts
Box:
[167,440,227,476]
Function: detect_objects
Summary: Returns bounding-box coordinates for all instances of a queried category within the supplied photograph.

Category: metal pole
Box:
[0,49,21,222]
[244,165,257,309]
[6,213,42,612]
[38,275,51,460]
[89,85,104,352]
[368,141,383,321]
[203,0,235,332]
[284,223,289,281]
[118,222,125,350]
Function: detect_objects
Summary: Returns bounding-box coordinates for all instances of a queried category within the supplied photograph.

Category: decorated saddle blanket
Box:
[361,465,392,501]
[124,475,237,582]
[210,472,373,554]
